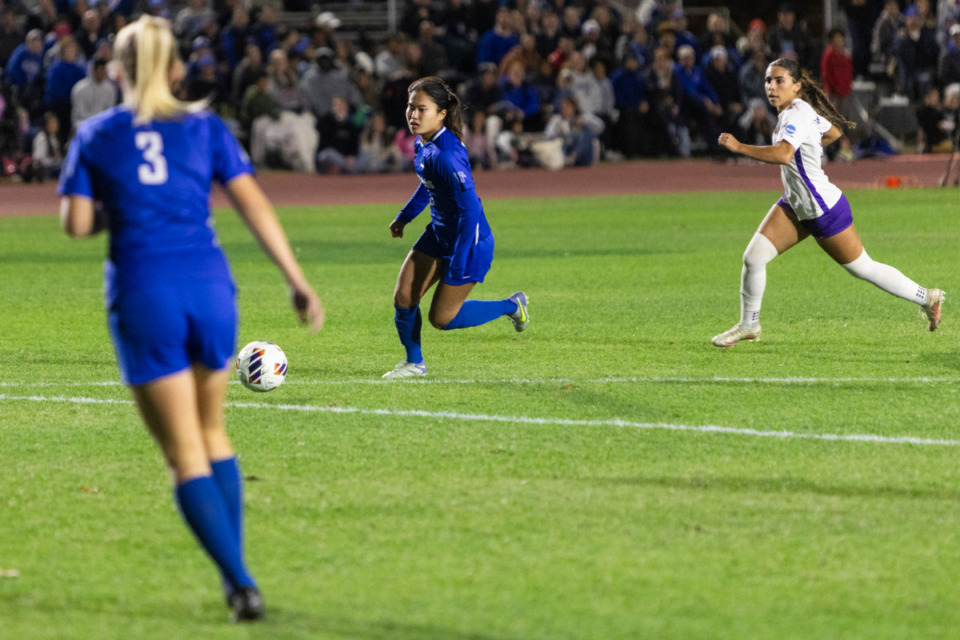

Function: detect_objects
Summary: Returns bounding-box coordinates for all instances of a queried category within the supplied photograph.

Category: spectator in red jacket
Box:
[821,28,855,129]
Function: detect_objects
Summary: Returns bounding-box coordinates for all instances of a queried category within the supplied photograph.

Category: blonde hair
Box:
[114,15,203,122]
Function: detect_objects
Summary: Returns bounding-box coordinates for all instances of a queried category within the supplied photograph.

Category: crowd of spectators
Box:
[2,0,960,180]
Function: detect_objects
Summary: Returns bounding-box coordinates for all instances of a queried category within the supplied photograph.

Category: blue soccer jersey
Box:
[58,105,253,301]
[58,106,254,384]
[396,127,494,285]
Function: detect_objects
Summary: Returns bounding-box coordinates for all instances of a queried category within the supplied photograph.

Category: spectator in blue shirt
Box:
[220,5,252,69]
[477,7,519,67]
[499,59,541,131]
[5,29,44,90]
[893,4,940,99]
[669,9,700,60]
[45,35,86,144]
[610,53,649,157]
[674,44,721,155]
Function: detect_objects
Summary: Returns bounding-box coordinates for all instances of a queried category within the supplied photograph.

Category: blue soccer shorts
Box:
[108,279,237,386]
[413,222,494,286]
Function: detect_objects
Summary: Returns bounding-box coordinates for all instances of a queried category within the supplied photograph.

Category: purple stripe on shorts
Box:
[777,194,853,239]
[793,149,830,213]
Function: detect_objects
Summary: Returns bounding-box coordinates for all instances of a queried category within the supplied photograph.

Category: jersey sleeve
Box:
[777,105,813,151]
[397,182,430,224]
[57,125,93,198]
[434,144,475,193]
[814,112,833,135]
[210,114,254,184]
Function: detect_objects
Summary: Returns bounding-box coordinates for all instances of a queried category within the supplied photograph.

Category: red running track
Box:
[1,155,953,217]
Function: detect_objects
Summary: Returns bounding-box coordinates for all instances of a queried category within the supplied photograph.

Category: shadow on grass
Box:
[588,474,960,501]
[922,350,960,373]
[267,608,520,640]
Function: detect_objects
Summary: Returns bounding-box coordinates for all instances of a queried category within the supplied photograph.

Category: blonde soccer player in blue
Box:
[712,57,944,348]
[58,16,322,622]
[383,76,529,379]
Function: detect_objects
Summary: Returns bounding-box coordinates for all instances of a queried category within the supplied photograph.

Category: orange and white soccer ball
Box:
[236,341,288,392]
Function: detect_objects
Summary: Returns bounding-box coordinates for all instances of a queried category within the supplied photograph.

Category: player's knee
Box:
[841,249,871,280]
[742,233,779,269]
[429,308,455,330]
[393,291,417,308]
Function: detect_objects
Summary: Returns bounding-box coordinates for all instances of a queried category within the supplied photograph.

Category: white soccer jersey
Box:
[772,98,843,219]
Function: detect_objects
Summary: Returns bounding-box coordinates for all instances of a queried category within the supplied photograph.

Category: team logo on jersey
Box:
[785,124,797,135]
[457,171,468,185]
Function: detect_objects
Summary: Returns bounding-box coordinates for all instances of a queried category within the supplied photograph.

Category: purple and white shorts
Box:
[776,194,853,239]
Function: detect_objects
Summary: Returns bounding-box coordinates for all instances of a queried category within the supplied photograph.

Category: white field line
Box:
[2,375,960,388]
[2,392,959,447]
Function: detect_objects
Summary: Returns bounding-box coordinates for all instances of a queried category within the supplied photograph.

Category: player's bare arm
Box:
[821,125,843,147]
[60,195,105,237]
[718,134,795,165]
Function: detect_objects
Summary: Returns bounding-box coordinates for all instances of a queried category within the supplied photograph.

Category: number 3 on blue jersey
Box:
[135,131,168,185]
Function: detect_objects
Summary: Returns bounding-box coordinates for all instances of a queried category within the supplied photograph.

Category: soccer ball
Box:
[236,341,288,392]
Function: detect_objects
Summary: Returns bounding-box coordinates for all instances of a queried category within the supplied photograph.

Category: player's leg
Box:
[713,202,808,347]
[385,249,440,377]
[194,364,265,621]
[195,366,240,537]
[819,225,944,330]
[131,373,258,598]
[428,281,525,331]
[428,230,527,332]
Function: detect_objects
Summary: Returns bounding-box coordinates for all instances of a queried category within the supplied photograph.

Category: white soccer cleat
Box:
[921,288,945,332]
[382,361,427,379]
[711,323,762,348]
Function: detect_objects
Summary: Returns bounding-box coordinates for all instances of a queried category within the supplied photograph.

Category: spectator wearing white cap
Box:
[939,23,960,86]
[674,44,722,156]
[579,19,602,62]
[705,45,743,133]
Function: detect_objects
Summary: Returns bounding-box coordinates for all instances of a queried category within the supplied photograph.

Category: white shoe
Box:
[921,289,945,332]
[711,323,762,348]
[382,361,427,379]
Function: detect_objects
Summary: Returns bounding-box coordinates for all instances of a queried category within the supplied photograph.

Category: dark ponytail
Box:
[407,76,464,140]
[769,57,856,131]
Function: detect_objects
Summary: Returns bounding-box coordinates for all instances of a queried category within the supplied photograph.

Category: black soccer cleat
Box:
[228,586,265,623]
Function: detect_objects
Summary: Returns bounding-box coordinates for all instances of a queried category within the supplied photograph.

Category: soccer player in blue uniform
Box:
[384,76,529,379]
[57,16,322,622]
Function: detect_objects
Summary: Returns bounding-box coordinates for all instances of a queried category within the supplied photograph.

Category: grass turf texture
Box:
[2,188,960,639]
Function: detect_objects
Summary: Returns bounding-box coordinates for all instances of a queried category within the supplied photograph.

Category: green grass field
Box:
[2,187,960,639]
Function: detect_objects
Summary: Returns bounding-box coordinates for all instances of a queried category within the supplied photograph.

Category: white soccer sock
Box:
[842,250,927,305]
[740,233,779,327]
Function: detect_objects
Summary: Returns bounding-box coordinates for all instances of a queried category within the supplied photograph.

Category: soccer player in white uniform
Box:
[711,57,944,347]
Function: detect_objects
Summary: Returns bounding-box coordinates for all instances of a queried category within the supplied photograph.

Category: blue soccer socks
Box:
[211,457,244,549]
[441,299,517,330]
[175,475,256,592]
[394,305,424,364]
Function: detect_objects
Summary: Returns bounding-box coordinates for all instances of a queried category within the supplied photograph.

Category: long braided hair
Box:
[769,57,856,131]
[407,76,465,140]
